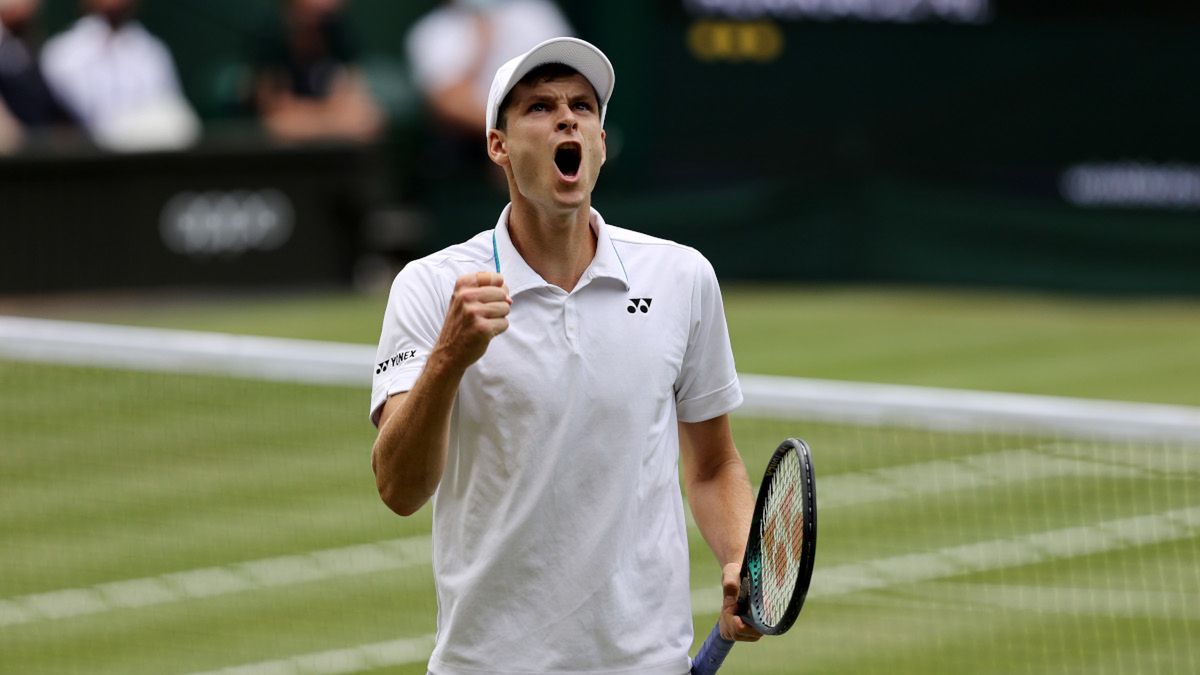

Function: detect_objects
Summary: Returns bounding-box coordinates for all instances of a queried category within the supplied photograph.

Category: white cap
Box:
[485,37,615,135]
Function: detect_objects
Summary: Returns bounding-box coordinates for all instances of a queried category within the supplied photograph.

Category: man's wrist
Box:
[424,346,471,386]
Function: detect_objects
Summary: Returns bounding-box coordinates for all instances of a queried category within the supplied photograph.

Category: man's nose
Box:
[556,107,578,132]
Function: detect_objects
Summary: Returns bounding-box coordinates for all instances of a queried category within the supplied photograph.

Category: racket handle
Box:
[690,623,735,675]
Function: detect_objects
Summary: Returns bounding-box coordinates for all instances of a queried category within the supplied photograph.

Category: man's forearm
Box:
[687,456,756,567]
[372,352,466,516]
[371,272,512,516]
[681,417,765,642]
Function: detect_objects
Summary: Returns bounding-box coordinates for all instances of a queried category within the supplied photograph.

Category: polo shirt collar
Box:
[491,203,631,295]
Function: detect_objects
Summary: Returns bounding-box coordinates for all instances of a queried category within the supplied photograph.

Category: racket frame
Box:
[739,437,817,635]
[690,438,817,675]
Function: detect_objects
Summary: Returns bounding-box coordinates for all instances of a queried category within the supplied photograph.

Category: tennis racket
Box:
[690,438,817,675]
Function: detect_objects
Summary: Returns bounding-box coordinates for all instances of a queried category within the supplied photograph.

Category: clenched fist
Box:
[433,271,512,370]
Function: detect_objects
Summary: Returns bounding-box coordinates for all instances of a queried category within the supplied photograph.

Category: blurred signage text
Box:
[160,189,295,257]
[683,0,991,23]
[688,20,784,62]
[1061,163,1200,210]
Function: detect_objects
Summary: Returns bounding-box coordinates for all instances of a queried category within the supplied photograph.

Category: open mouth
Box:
[554,143,582,178]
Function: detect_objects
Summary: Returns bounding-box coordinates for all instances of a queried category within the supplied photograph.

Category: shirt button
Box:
[564,301,577,339]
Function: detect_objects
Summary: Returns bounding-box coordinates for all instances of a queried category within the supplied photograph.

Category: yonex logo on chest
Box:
[627,298,653,314]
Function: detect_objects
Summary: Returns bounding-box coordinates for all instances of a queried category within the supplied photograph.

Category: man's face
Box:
[490,73,606,215]
[0,0,40,29]
[290,0,344,23]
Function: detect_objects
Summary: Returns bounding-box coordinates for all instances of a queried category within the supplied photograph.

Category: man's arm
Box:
[256,69,383,143]
[372,271,510,516]
[415,11,492,136]
[680,415,763,642]
[0,97,23,154]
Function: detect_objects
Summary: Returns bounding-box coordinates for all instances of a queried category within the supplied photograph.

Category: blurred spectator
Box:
[406,0,573,140]
[0,0,73,152]
[252,0,383,144]
[39,0,199,152]
[0,100,16,152]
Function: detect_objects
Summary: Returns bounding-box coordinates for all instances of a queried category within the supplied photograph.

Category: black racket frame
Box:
[738,437,818,636]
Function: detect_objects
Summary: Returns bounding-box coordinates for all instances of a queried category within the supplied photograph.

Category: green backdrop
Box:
[23,0,1200,293]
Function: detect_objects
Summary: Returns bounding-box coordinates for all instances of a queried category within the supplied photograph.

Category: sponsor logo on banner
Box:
[160,189,294,257]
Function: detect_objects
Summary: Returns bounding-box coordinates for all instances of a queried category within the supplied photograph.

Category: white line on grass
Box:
[0,536,430,628]
[802,506,1200,599]
[184,634,533,675]
[817,446,1144,509]
[0,445,1179,628]
[895,582,1200,620]
[187,634,437,675]
[191,506,1200,675]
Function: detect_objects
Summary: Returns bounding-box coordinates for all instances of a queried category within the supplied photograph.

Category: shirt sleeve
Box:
[675,251,743,423]
[370,261,447,426]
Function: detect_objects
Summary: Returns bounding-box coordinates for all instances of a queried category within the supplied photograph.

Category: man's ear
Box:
[487,129,508,167]
[600,129,607,165]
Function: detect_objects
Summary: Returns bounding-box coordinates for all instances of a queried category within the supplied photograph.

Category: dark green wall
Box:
[24,1,1200,293]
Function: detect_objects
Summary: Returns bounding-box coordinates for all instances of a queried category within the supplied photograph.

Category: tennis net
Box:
[1,317,1197,674]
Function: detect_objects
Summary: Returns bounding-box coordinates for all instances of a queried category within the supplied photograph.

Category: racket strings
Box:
[757,450,806,626]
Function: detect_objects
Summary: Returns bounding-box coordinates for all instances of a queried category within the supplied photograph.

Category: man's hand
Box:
[719,562,762,642]
[371,271,510,516]
[433,272,512,370]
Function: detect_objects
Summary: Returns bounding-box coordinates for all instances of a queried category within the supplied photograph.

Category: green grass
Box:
[1,286,1198,673]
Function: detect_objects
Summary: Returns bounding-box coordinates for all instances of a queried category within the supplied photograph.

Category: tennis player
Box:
[371,37,761,674]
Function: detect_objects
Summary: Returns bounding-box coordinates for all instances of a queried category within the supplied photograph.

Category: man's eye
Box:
[573,102,593,112]
[529,103,548,112]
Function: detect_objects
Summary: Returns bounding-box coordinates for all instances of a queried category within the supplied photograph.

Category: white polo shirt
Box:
[371,205,742,675]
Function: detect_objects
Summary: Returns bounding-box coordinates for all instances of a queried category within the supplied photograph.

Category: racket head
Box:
[738,438,817,636]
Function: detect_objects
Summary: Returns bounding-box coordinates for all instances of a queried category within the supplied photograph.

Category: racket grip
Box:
[690,623,735,675]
